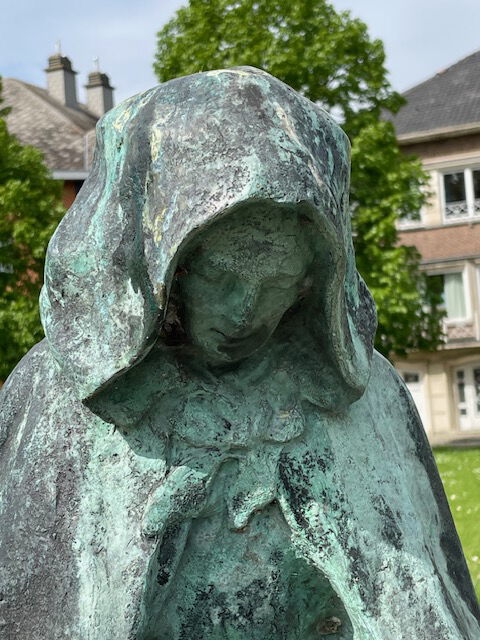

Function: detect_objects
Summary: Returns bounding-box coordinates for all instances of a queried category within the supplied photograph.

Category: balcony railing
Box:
[444,198,480,221]
[445,200,469,220]
[443,309,480,346]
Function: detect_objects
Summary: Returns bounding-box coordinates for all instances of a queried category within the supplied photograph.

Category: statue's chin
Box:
[197,325,273,365]
[201,346,258,367]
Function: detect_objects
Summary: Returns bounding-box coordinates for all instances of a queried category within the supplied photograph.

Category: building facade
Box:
[2,53,114,207]
[391,50,480,443]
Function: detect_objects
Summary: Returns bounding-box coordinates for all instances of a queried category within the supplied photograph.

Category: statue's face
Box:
[177,205,313,364]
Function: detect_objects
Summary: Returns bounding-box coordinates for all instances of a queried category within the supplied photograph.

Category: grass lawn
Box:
[433,447,480,602]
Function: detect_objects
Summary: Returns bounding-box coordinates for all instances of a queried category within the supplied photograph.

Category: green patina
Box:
[0,68,478,639]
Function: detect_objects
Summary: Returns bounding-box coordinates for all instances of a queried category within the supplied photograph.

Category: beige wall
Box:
[428,361,455,434]
[423,171,442,226]
[394,348,480,442]
[394,358,452,436]
[402,133,480,162]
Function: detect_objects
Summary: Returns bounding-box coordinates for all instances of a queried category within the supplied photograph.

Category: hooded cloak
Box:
[39,66,374,403]
[0,68,478,640]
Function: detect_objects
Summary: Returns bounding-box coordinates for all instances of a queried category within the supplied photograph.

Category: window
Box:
[442,168,480,221]
[402,372,420,384]
[473,170,480,203]
[456,369,467,415]
[428,272,467,320]
[443,272,467,319]
[454,364,480,430]
[400,370,427,427]
[73,180,84,196]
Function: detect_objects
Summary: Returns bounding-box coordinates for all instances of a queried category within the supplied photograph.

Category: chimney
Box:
[85,69,114,117]
[45,53,78,108]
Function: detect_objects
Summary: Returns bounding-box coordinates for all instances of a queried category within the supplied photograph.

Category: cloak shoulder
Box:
[0,341,90,638]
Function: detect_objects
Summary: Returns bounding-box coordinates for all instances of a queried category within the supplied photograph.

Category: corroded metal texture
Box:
[0,68,479,639]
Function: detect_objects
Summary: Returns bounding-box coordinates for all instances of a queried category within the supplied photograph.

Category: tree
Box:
[0,79,64,380]
[154,0,444,357]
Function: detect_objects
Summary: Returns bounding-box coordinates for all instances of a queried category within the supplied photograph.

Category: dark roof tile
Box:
[2,78,98,173]
[389,49,480,137]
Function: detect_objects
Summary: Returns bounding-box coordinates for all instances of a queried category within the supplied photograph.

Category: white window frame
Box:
[453,362,480,430]
[440,165,480,223]
[398,366,430,431]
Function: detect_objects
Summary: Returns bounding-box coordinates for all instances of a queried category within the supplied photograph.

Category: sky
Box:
[1,1,480,104]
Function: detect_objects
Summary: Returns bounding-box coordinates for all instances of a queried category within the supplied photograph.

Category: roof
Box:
[2,78,98,173]
[399,222,480,263]
[389,49,480,142]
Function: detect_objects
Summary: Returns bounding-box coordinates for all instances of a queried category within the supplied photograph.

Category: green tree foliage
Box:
[0,79,64,380]
[154,0,445,357]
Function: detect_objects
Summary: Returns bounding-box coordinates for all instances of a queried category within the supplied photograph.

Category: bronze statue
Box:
[1,68,478,639]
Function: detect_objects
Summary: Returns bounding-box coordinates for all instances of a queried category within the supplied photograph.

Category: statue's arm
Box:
[383,356,480,620]
[369,354,480,635]
[0,340,88,637]
[84,344,182,428]
[0,340,50,450]
[276,352,479,639]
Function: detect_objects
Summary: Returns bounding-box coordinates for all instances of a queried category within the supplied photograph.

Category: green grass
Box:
[433,447,480,601]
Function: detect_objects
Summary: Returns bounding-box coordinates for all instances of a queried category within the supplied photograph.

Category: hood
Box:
[40,67,376,401]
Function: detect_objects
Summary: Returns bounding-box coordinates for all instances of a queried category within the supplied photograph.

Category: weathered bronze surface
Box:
[1,68,479,639]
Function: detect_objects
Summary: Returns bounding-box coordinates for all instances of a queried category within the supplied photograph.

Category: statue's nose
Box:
[230,282,259,330]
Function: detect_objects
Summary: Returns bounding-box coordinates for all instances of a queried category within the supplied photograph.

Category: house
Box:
[2,52,114,207]
[390,49,480,444]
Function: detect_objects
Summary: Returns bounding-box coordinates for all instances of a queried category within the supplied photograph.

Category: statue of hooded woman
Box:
[0,68,478,640]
